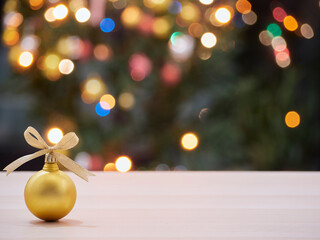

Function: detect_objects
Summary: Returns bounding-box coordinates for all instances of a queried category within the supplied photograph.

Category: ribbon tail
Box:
[3,149,50,175]
[54,152,95,182]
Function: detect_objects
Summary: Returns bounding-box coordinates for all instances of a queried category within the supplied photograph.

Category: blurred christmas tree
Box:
[1,0,319,171]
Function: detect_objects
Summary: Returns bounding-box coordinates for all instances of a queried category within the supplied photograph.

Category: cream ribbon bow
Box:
[3,127,95,181]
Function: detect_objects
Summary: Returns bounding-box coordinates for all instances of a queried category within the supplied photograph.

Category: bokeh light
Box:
[259,30,273,46]
[300,24,314,39]
[2,29,19,46]
[118,92,135,110]
[100,94,116,110]
[129,53,152,81]
[4,11,23,28]
[44,54,60,70]
[235,0,251,14]
[272,7,286,22]
[188,23,203,37]
[161,63,181,86]
[53,4,68,20]
[47,127,63,144]
[283,16,298,31]
[104,163,116,171]
[94,44,112,61]
[267,23,282,37]
[181,133,199,151]
[115,156,132,173]
[275,51,290,68]
[85,78,103,95]
[271,36,287,52]
[58,59,74,75]
[121,5,142,28]
[95,102,110,116]
[199,0,214,5]
[169,32,195,62]
[285,111,300,128]
[21,35,40,51]
[18,51,33,68]
[44,7,56,22]
[29,0,44,10]
[167,1,182,14]
[75,7,91,23]
[242,11,257,25]
[152,17,171,38]
[179,2,200,23]
[215,8,231,24]
[201,32,217,48]
[100,18,115,32]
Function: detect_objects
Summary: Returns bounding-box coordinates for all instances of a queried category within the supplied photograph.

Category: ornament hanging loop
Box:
[45,152,57,163]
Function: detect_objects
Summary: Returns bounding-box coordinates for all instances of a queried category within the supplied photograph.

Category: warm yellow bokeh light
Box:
[18,51,33,68]
[152,17,171,38]
[201,32,217,48]
[181,133,199,151]
[121,5,142,28]
[47,128,63,144]
[235,0,251,14]
[285,111,300,128]
[85,79,102,95]
[115,156,132,173]
[199,0,214,5]
[29,0,43,10]
[215,7,231,24]
[118,92,135,110]
[53,4,68,20]
[44,7,56,22]
[3,29,19,46]
[103,163,116,171]
[58,59,74,75]
[75,7,91,23]
[283,16,298,31]
[44,54,60,70]
[100,94,116,110]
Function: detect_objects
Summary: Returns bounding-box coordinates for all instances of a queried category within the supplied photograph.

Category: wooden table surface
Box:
[1,171,320,240]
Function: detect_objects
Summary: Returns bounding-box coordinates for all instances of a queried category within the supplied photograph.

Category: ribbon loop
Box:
[3,126,94,181]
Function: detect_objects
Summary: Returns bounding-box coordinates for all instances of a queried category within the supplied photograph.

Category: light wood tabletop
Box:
[1,171,320,240]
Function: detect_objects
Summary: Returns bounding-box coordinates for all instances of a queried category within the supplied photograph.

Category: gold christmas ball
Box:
[24,162,77,221]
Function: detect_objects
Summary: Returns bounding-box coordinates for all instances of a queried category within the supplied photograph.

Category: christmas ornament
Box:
[3,127,94,221]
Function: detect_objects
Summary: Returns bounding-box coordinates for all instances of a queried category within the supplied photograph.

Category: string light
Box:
[47,128,63,144]
[115,156,132,173]
[242,11,257,25]
[181,133,199,151]
[236,0,251,14]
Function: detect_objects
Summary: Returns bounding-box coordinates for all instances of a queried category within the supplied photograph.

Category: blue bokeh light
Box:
[168,1,182,15]
[100,18,115,33]
[95,102,110,116]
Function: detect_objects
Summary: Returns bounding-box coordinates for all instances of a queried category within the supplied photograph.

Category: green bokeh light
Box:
[267,23,282,37]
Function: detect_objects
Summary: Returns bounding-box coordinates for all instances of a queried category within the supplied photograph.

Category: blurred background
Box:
[0,0,319,172]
